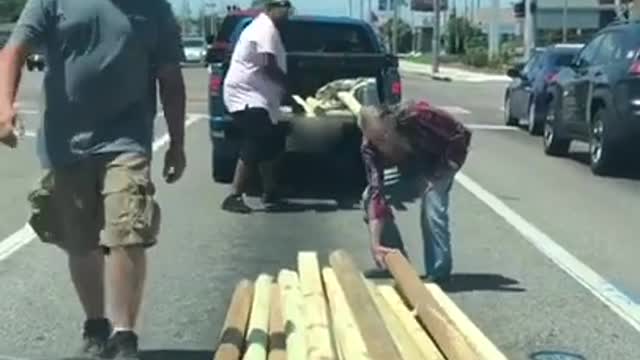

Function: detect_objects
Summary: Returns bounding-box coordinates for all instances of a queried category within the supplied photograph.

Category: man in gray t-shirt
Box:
[0,0,186,358]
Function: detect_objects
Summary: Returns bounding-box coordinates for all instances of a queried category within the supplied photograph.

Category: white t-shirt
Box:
[223,13,287,124]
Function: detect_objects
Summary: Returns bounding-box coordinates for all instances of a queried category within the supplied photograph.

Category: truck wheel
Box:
[504,95,518,126]
[26,63,34,71]
[543,95,570,157]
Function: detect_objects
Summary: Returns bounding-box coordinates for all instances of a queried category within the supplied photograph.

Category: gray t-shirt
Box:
[8,0,184,168]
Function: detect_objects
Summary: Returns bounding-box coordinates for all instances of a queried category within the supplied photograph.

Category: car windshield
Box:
[550,52,578,66]
[183,40,204,48]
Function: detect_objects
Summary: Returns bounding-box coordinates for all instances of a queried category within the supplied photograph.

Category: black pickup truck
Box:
[207,15,402,185]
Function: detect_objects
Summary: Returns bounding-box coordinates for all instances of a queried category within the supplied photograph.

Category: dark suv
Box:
[544,21,640,175]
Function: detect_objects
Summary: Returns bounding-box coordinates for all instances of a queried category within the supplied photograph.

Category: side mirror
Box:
[506,67,522,78]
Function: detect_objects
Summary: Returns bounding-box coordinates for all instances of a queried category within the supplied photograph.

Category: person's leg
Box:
[421,171,456,281]
[259,112,286,204]
[100,153,161,359]
[222,110,255,213]
[50,162,111,356]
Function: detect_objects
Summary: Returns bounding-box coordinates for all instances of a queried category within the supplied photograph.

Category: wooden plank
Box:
[424,282,508,360]
[384,252,482,360]
[328,250,403,360]
[297,252,336,360]
[243,274,273,360]
[215,279,255,360]
[335,92,362,117]
[268,284,286,360]
[377,285,445,360]
[364,281,427,360]
[321,267,369,360]
[278,269,308,360]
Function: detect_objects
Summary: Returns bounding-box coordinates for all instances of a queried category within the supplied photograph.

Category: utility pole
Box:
[614,0,623,19]
[489,0,500,60]
[392,0,399,54]
[348,0,353,17]
[524,0,536,60]
[633,0,640,19]
[360,0,364,19]
[562,0,568,43]
[433,0,441,73]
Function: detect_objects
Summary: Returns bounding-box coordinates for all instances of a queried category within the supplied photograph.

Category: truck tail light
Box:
[391,80,402,96]
[210,74,223,96]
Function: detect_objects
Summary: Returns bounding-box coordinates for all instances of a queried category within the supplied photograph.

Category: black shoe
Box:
[221,194,252,214]
[78,318,111,358]
[101,331,140,360]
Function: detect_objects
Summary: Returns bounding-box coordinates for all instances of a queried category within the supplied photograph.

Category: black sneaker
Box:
[78,318,111,358]
[221,194,252,214]
[101,331,140,360]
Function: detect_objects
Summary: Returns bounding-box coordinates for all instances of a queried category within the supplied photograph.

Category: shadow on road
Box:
[439,273,526,293]
[140,350,214,360]
[569,151,640,180]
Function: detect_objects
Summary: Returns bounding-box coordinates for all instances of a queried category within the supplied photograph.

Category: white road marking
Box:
[439,105,471,115]
[455,171,640,332]
[17,110,39,115]
[0,114,205,261]
[465,124,518,131]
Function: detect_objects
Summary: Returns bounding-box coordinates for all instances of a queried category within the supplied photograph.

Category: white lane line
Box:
[456,172,640,332]
[465,124,517,131]
[18,110,39,115]
[439,105,471,115]
[0,114,205,261]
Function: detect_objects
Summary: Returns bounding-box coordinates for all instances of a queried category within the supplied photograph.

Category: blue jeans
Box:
[362,170,456,278]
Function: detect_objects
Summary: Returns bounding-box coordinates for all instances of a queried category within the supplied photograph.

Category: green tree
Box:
[0,0,27,22]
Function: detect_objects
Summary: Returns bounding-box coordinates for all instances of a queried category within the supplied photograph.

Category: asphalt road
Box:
[0,67,639,360]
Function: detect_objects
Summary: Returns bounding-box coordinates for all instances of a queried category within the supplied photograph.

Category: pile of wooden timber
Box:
[213,250,508,360]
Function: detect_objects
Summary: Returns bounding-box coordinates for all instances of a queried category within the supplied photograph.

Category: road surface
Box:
[0,67,639,359]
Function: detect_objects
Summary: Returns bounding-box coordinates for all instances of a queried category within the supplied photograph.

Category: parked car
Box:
[544,21,640,175]
[504,44,582,135]
[207,15,402,184]
[181,37,207,66]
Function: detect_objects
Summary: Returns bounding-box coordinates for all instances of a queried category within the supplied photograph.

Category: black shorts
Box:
[232,107,286,164]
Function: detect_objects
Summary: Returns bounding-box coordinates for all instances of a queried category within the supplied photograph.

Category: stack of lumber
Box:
[213,249,508,360]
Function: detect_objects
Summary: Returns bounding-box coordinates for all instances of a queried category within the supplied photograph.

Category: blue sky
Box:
[169,0,514,18]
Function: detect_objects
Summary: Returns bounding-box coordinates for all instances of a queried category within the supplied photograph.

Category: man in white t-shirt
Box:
[221,0,291,214]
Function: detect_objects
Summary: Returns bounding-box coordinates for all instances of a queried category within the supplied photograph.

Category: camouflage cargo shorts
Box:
[27,152,161,254]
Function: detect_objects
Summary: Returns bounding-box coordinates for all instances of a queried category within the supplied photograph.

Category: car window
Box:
[522,53,541,74]
[281,21,375,53]
[550,52,578,67]
[577,34,604,66]
[183,40,204,48]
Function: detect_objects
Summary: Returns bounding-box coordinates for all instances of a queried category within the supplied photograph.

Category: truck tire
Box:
[589,107,618,176]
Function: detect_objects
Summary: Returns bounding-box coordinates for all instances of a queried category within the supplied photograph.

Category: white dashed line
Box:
[0,114,205,261]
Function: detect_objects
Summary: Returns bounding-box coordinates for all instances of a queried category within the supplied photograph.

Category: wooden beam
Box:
[268,284,287,360]
[298,252,336,360]
[365,281,430,360]
[384,252,482,360]
[335,92,362,118]
[214,279,254,360]
[278,269,308,360]
[328,250,403,360]
[243,274,273,360]
[377,285,445,360]
[321,267,370,360]
[424,282,508,360]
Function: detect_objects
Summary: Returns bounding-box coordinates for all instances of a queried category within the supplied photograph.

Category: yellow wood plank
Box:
[268,284,287,360]
[243,274,273,360]
[278,269,308,360]
[214,279,254,360]
[321,267,370,360]
[298,252,336,360]
[377,285,445,360]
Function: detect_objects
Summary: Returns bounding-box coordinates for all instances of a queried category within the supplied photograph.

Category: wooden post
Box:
[298,252,336,360]
[385,252,481,360]
[243,274,273,360]
[214,279,254,360]
[377,285,445,360]
[278,269,308,360]
[268,284,287,360]
[328,250,403,360]
[321,267,370,360]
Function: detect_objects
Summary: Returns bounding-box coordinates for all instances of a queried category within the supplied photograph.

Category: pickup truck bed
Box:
[207,15,402,192]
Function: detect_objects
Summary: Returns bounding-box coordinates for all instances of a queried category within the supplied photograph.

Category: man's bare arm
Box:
[261,53,287,88]
[157,64,186,147]
[0,45,29,109]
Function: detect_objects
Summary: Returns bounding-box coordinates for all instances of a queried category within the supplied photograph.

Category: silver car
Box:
[182,37,207,66]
